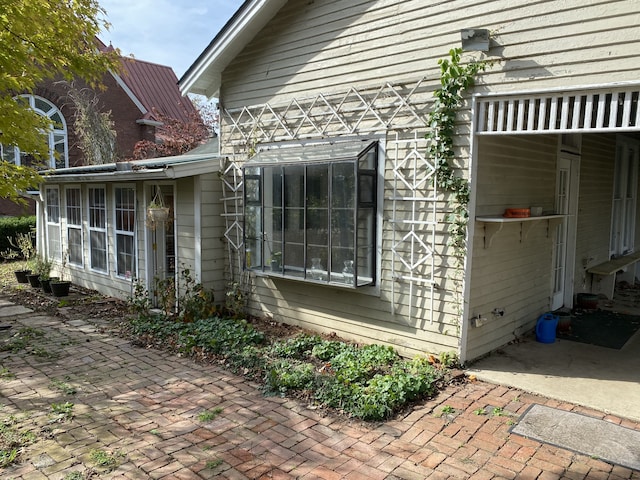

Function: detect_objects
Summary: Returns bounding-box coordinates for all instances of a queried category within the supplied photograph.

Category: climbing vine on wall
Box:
[427,48,490,263]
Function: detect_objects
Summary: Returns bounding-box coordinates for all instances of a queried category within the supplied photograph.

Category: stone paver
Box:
[0,300,638,479]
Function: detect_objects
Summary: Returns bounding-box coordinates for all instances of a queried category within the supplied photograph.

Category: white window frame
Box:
[243,140,378,288]
[114,185,136,279]
[610,136,640,257]
[1,95,69,169]
[65,186,83,267]
[88,186,108,273]
[45,186,62,261]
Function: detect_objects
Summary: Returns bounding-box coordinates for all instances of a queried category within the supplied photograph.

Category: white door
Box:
[551,153,580,310]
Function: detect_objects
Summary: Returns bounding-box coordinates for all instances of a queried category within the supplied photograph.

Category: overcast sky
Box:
[99,0,244,79]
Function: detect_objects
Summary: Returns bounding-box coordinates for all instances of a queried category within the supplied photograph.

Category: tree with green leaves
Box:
[0,0,119,202]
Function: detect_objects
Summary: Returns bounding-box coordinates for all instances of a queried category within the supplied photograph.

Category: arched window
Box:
[0,95,68,169]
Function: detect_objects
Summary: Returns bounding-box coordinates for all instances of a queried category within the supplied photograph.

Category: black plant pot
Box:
[26,273,41,288]
[50,281,71,297]
[40,277,58,294]
[14,270,31,283]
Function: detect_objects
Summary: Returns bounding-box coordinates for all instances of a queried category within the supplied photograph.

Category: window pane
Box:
[357,208,375,285]
[115,187,135,232]
[46,188,60,222]
[34,97,51,113]
[90,231,107,271]
[332,162,355,208]
[245,205,261,269]
[359,146,377,170]
[116,234,135,277]
[54,133,66,169]
[47,224,61,260]
[66,188,81,226]
[68,228,83,265]
[284,243,304,278]
[89,188,106,228]
[265,207,282,272]
[359,173,375,205]
[284,165,304,273]
[306,164,328,208]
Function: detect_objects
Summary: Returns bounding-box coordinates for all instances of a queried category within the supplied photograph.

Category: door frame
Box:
[551,145,580,310]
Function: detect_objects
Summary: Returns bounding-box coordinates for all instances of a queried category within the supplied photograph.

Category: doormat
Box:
[511,404,640,470]
[556,309,640,349]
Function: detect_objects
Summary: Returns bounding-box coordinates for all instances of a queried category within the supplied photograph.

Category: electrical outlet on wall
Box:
[472,316,488,327]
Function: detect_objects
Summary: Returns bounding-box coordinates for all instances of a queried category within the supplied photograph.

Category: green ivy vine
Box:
[427,48,490,263]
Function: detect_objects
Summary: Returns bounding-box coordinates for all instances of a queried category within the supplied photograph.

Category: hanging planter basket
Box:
[146,186,170,229]
[147,206,170,223]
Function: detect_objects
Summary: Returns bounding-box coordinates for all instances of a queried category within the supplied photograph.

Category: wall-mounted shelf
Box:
[476,214,565,248]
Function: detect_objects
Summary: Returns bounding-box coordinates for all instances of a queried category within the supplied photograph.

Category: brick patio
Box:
[0,299,638,479]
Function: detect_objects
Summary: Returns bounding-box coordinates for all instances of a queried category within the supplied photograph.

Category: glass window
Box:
[114,186,136,278]
[66,187,83,266]
[88,187,107,272]
[45,186,61,260]
[0,95,68,169]
[243,140,377,287]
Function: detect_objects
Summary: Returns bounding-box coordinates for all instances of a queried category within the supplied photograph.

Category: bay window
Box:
[244,140,377,287]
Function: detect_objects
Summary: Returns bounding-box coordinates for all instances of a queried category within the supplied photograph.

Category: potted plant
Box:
[8,232,35,283]
[35,256,55,293]
[270,251,282,271]
[50,253,71,297]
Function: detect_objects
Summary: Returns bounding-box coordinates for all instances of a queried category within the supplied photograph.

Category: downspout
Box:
[194,177,202,283]
[459,94,480,366]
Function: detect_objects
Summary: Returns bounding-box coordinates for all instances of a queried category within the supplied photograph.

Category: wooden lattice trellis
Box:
[219,76,441,319]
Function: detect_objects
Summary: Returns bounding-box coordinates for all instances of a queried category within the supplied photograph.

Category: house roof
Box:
[98,38,197,123]
[120,57,197,123]
[43,138,220,183]
[179,0,287,99]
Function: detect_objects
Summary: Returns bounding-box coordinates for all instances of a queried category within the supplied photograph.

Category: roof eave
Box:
[179,0,287,99]
[42,155,221,184]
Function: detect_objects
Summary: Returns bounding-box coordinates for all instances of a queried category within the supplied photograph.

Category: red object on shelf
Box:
[503,208,531,218]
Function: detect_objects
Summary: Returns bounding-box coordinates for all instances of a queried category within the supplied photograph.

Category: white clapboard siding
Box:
[573,134,617,285]
[217,0,640,359]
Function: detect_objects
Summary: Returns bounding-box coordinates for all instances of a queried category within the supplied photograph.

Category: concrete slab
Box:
[0,305,33,317]
[512,404,640,470]
[468,331,640,422]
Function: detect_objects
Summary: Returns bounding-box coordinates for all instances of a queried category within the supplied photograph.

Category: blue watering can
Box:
[536,313,559,343]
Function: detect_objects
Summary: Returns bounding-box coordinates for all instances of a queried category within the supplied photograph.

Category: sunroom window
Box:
[243,140,377,288]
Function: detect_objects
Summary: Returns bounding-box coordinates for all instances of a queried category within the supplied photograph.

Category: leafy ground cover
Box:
[0,260,457,422]
[125,310,456,422]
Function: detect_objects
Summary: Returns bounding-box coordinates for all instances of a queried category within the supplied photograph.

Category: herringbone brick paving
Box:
[0,301,638,479]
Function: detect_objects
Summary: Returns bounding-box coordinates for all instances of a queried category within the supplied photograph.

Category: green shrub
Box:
[0,216,35,255]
